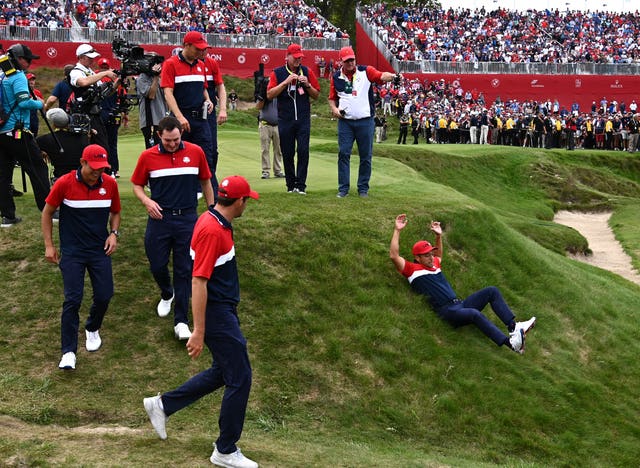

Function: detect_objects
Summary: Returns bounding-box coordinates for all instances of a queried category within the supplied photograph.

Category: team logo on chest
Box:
[99,188,107,196]
[183,156,191,164]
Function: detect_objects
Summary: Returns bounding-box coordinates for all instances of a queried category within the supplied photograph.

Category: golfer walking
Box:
[144,175,260,468]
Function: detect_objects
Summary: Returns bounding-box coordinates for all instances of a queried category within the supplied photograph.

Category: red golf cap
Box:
[218,175,259,200]
[339,46,355,61]
[82,144,111,170]
[412,240,436,256]
[287,43,304,58]
[184,31,209,49]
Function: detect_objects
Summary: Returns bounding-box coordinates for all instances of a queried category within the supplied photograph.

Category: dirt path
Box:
[554,211,640,285]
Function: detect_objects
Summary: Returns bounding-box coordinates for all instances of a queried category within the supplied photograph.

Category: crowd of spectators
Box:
[0,1,72,30]
[0,0,346,37]
[361,4,640,64]
[373,76,640,151]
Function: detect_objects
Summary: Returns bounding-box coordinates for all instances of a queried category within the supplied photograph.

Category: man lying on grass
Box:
[389,214,535,353]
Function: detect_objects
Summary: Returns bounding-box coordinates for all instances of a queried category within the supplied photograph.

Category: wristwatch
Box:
[110,229,120,238]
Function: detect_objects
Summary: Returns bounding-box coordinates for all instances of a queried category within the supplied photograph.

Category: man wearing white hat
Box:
[68,44,119,173]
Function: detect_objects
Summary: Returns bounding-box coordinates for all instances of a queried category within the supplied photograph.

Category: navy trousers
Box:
[144,210,197,325]
[437,286,515,346]
[59,253,113,354]
[207,111,219,198]
[161,305,252,455]
[278,118,310,192]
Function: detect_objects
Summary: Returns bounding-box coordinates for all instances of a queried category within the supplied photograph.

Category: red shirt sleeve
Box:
[266,71,278,90]
[208,58,223,86]
[196,146,212,180]
[328,75,337,101]
[108,178,122,213]
[307,69,320,90]
[191,220,219,279]
[160,56,176,89]
[45,175,67,208]
[130,152,150,186]
[366,66,384,84]
[400,259,416,278]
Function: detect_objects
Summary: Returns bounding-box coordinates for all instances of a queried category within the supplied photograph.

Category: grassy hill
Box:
[1,97,640,466]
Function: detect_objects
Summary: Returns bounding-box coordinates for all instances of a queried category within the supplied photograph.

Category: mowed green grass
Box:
[1,117,640,467]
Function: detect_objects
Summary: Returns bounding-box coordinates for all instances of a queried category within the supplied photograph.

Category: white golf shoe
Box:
[143,394,168,440]
[509,329,525,354]
[58,352,76,370]
[515,316,536,335]
[210,447,258,468]
[85,330,102,352]
[157,294,174,317]
[174,322,192,340]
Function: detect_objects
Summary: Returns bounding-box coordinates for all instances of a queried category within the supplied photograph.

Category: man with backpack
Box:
[0,44,50,227]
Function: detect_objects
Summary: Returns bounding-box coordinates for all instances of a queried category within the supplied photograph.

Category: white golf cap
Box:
[46,108,70,128]
[76,43,100,58]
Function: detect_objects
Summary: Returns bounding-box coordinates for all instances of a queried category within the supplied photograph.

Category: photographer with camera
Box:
[266,43,320,195]
[136,61,167,149]
[328,46,400,198]
[255,75,283,179]
[98,58,127,178]
[37,108,89,181]
[68,43,119,172]
[0,44,50,227]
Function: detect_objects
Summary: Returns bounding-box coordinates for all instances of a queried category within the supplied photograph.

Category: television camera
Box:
[253,63,269,102]
[112,36,164,80]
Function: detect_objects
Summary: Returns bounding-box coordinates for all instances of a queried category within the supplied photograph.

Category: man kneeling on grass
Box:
[389,214,535,353]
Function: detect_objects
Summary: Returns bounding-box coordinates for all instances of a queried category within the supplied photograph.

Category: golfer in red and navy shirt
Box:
[143,175,260,467]
[390,214,536,354]
[131,116,213,341]
[161,31,216,194]
[42,144,121,371]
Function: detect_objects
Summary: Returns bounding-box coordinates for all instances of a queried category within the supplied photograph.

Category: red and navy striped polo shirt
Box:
[401,256,458,308]
[160,52,207,111]
[190,208,239,305]
[130,140,212,210]
[45,169,121,257]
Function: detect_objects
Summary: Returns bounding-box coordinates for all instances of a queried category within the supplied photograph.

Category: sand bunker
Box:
[554,211,640,285]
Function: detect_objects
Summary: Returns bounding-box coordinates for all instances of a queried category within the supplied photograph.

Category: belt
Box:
[437,298,462,309]
[186,110,204,118]
[260,120,277,126]
[162,207,196,216]
[180,108,206,119]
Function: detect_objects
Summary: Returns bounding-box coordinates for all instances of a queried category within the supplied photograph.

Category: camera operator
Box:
[68,43,118,172]
[0,44,50,227]
[136,61,167,149]
[98,58,126,177]
[255,76,283,179]
[37,108,88,181]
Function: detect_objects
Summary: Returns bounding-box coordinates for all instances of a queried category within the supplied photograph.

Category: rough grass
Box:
[2,79,640,467]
